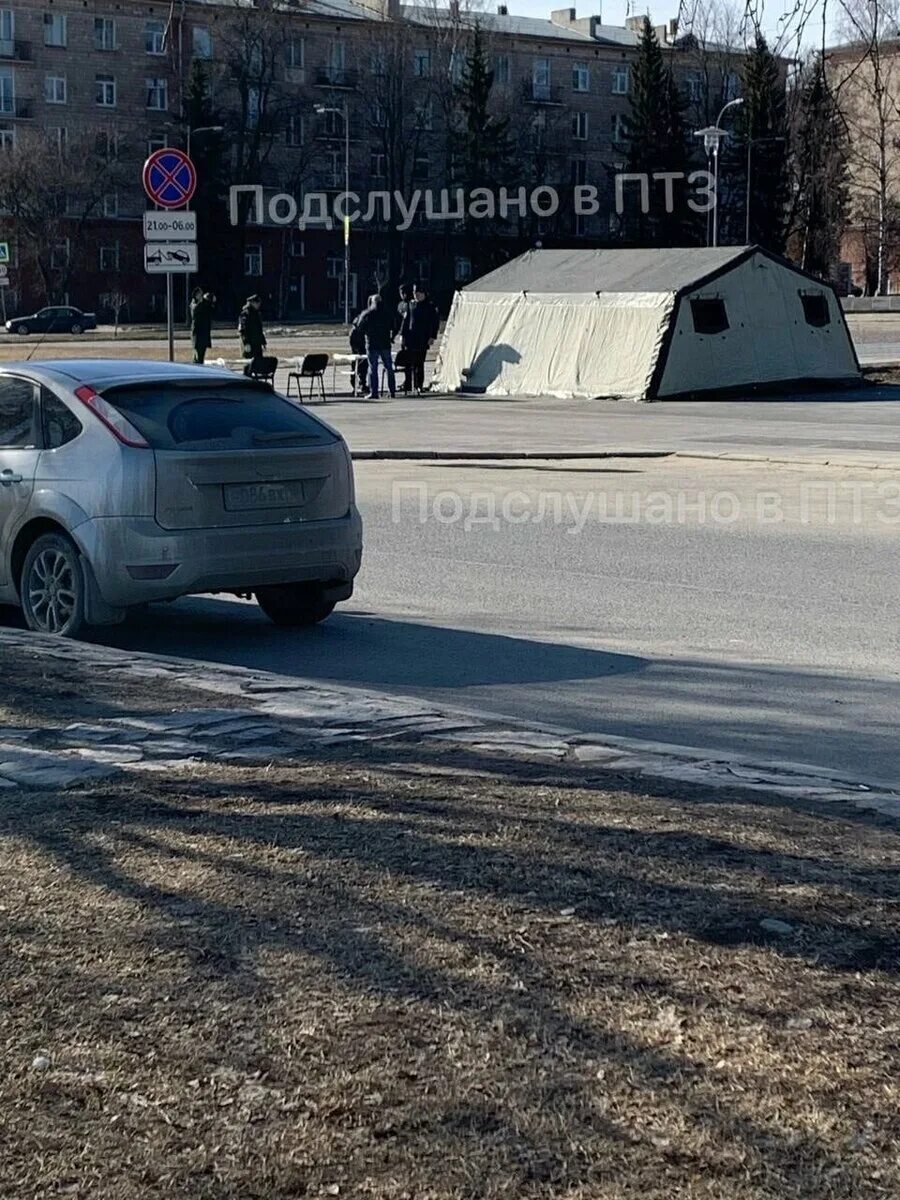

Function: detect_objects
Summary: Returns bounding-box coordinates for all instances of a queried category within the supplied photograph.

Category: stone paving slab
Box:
[0,630,897,819]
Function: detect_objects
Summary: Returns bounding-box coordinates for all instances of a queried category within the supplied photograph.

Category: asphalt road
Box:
[95,457,900,789]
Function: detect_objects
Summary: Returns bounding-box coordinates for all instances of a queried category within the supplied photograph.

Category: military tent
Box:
[432,246,860,400]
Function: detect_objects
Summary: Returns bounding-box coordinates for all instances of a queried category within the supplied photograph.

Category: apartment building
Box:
[0,0,743,319]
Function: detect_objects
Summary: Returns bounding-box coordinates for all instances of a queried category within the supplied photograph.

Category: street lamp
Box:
[694,97,744,247]
[315,102,350,325]
[745,135,785,245]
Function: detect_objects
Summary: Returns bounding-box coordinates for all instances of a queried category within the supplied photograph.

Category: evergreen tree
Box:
[793,56,849,278]
[623,18,692,244]
[734,33,789,251]
[183,61,233,306]
[454,24,511,270]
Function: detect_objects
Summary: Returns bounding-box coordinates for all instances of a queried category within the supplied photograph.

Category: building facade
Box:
[0,0,743,321]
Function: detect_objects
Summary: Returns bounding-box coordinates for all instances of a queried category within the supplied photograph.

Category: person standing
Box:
[397,282,414,394]
[238,294,266,378]
[400,285,440,395]
[190,288,215,365]
[349,299,374,395]
[355,294,396,399]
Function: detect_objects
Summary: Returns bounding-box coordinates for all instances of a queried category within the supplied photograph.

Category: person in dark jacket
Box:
[190,288,215,364]
[397,283,414,394]
[355,294,396,399]
[400,285,440,394]
[349,299,373,394]
[238,294,267,378]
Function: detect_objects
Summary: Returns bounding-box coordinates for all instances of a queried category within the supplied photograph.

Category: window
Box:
[0,377,37,448]
[290,231,305,256]
[42,392,82,449]
[322,107,344,138]
[612,64,630,94]
[690,297,729,335]
[455,256,472,283]
[145,19,165,55]
[192,26,212,59]
[147,132,166,155]
[326,255,342,279]
[412,153,429,179]
[94,17,116,51]
[370,149,386,178]
[102,381,332,451]
[327,39,345,81]
[572,111,588,140]
[570,157,587,185]
[724,70,739,100]
[324,149,341,188]
[96,128,120,160]
[44,74,66,104]
[99,243,119,271]
[448,48,463,83]
[0,8,13,52]
[103,192,118,217]
[95,74,116,107]
[532,56,550,100]
[146,77,167,110]
[414,257,431,282]
[415,98,433,131]
[371,101,386,128]
[286,113,303,147]
[685,71,702,102]
[413,48,430,76]
[572,62,589,92]
[43,12,67,47]
[244,244,262,276]
[0,125,14,150]
[285,36,304,70]
[611,112,626,143]
[494,54,510,85]
[247,86,260,126]
[49,125,66,152]
[0,64,12,113]
[800,292,830,327]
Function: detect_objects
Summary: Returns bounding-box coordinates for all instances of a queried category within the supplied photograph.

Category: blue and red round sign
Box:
[142,147,197,209]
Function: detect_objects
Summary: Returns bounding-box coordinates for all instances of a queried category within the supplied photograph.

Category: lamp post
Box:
[694,97,744,247]
[745,135,786,245]
[315,101,351,325]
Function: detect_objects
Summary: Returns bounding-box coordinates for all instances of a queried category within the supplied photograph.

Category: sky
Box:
[496,0,840,51]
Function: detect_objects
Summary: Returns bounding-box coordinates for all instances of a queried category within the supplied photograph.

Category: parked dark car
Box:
[5,307,97,336]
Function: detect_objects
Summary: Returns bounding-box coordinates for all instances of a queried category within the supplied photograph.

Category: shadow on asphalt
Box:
[94,596,646,689]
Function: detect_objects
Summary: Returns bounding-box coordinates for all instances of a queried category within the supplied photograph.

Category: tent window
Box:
[690,298,729,335]
[800,292,830,327]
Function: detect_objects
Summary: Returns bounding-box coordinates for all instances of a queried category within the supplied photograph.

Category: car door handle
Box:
[0,470,23,484]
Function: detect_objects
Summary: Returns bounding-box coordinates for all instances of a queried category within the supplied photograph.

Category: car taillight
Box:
[74,385,150,449]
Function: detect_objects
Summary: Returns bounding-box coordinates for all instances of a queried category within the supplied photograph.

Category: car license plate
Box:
[224,480,308,510]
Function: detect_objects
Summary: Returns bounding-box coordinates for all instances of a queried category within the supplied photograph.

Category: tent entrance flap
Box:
[434,291,675,399]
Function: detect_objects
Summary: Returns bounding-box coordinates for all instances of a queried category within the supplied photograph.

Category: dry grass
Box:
[0,651,898,1199]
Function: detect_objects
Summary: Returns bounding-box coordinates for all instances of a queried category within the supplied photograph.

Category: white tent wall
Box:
[433,290,674,400]
[656,254,859,397]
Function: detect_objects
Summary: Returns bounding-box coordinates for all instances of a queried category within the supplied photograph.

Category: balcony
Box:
[0,98,34,118]
[315,67,358,90]
[521,80,562,105]
[0,39,32,62]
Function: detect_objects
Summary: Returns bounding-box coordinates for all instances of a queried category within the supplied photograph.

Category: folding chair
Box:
[246,355,278,386]
[286,353,329,403]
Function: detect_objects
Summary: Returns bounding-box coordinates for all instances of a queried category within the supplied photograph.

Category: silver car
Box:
[0,360,362,637]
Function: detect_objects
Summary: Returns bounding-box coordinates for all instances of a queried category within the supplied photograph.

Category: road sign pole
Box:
[166,273,174,362]
[0,286,6,327]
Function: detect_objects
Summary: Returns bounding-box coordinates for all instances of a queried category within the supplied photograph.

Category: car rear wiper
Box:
[251,431,320,443]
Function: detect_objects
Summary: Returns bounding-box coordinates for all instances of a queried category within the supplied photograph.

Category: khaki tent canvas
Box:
[433,247,861,400]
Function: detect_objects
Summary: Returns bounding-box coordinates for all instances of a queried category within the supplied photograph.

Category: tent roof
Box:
[465,247,751,296]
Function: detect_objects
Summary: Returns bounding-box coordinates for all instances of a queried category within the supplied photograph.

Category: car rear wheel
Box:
[15,323,29,336]
[255,583,336,627]
[70,322,83,335]
[21,533,86,638]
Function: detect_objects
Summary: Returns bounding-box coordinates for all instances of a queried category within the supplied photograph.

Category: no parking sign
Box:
[142,147,197,210]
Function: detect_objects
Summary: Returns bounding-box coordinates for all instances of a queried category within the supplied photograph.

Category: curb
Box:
[350,448,900,471]
[1,631,897,817]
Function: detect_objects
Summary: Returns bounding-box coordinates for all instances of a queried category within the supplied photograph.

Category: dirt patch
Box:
[0,652,898,1199]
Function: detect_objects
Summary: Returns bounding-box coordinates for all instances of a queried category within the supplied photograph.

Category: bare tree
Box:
[831,0,900,292]
[0,129,125,304]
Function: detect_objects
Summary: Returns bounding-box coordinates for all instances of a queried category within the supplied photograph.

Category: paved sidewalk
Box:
[2,632,897,816]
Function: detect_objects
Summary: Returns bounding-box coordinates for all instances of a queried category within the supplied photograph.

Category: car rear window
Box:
[101,380,336,451]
